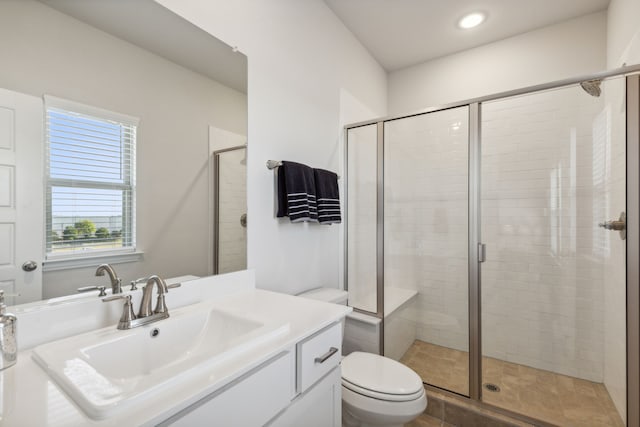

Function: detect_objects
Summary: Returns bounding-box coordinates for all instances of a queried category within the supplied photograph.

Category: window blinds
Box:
[44,96,137,257]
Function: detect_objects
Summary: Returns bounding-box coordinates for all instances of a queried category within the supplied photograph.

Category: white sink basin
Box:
[32,300,289,420]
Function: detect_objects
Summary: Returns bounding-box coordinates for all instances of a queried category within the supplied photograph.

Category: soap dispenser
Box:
[0,290,17,370]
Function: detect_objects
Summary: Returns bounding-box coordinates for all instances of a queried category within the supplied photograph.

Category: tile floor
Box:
[407,414,449,427]
[401,340,625,427]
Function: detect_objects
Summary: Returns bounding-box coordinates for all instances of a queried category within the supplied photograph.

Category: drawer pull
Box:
[314,347,338,364]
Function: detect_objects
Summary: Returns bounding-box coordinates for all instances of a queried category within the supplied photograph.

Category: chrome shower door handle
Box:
[598,220,625,230]
[599,212,626,240]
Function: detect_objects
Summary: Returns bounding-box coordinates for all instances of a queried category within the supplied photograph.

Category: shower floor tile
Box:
[400,340,624,427]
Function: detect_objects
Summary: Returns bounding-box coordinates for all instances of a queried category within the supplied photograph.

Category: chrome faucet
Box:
[95,264,122,294]
[138,275,169,318]
[102,275,180,330]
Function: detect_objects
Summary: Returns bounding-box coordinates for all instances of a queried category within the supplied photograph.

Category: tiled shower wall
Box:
[481,85,616,382]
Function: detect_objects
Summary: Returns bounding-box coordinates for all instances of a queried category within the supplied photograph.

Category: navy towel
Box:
[314,168,341,224]
[277,161,318,222]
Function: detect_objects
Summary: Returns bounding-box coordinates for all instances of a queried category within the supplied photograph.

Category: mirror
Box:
[0,0,247,303]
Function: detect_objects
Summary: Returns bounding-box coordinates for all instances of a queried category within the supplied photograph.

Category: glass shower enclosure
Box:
[345,69,640,427]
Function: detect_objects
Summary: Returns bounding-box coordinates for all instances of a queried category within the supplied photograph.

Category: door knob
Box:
[22,261,38,272]
[598,212,626,240]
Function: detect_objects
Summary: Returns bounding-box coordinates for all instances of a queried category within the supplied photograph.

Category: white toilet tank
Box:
[298,287,382,356]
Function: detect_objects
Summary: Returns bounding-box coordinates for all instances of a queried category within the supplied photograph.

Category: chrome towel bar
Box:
[266,160,340,179]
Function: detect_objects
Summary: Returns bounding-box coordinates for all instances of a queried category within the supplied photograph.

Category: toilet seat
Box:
[341,352,424,402]
[342,378,424,402]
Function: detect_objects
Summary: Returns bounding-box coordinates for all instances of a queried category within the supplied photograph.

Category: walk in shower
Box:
[345,68,640,427]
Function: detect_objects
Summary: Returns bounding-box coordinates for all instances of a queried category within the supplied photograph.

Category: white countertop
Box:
[0,276,351,427]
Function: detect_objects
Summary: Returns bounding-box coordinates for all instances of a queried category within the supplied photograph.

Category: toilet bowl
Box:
[298,288,427,427]
[341,351,427,427]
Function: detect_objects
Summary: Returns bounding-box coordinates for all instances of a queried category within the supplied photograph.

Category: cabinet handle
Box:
[314,347,338,364]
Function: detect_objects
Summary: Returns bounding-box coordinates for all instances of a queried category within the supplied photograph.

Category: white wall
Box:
[388,12,607,115]
[157,0,388,295]
[607,0,640,67]
[0,1,247,297]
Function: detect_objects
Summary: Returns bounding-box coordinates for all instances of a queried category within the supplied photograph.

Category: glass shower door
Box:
[480,78,627,426]
[214,146,247,274]
[346,124,379,316]
[384,107,470,396]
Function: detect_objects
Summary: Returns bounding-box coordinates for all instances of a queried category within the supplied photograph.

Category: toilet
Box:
[298,288,427,427]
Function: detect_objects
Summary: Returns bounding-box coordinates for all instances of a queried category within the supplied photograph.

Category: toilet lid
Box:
[341,352,424,399]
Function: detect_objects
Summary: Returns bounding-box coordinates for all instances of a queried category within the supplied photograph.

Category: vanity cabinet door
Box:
[164,351,293,427]
[267,366,341,427]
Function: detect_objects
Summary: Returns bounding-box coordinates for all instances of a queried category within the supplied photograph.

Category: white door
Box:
[0,88,43,305]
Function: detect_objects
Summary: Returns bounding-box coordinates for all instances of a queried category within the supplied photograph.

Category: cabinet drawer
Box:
[297,322,341,392]
[165,351,293,427]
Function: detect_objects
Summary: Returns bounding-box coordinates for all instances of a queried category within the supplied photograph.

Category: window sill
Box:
[43,251,144,272]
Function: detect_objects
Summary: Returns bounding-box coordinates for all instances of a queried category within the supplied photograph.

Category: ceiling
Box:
[324,0,611,71]
[40,0,247,93]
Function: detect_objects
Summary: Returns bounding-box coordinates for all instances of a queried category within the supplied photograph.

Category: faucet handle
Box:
[152,280,180,314]
[154,293,168,314]
[130,276,149,291]
[102,294,137,329]
[78,285,107,297]
[102,294,128,302]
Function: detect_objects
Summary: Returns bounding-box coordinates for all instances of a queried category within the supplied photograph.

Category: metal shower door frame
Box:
[625,74,639,427]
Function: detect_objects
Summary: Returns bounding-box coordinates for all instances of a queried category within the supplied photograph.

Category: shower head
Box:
[580,79,602,97]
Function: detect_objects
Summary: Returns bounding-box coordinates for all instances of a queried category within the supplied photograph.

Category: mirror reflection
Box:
[0,0,247,304]
[213,145,247,275]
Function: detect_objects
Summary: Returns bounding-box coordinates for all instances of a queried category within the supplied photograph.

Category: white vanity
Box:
[1,270,351,426]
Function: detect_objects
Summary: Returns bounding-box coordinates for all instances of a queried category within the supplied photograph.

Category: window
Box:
[45,96,137,259]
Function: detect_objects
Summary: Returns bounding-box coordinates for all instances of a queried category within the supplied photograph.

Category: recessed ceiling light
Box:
[458,12,486,29]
